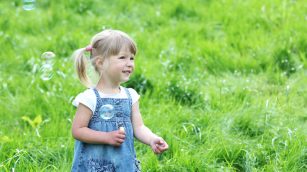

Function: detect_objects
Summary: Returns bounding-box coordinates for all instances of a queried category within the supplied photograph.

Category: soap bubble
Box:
[40,64,53,81]
[99,104,114,120]
[41,52,55,59]
[40,52,55,81]
[23,0,36,11]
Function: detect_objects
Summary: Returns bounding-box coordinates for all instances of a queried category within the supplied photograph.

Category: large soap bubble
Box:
[99,104,114,120]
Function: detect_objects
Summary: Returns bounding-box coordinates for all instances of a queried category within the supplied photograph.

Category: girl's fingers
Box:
[156,146,164,152]
[154,147,160,154]
[118,129,125,134]
[118,134,125,139]
[162,143,168,149]
[151,138,168,154]
[155,144,165,154]
[156,141,168,152]
[117,130,126,139]
[157,140,165,147]
[117,137,125,142]
[151,145,159,154]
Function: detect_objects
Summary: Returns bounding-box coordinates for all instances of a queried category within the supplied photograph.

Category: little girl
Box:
[71,29,168,172]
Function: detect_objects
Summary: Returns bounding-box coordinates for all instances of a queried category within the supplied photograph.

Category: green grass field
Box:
[0,0,306,171]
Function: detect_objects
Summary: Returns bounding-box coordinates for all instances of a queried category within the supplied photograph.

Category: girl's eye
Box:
[119,56,125,59]
[130,57,134,60]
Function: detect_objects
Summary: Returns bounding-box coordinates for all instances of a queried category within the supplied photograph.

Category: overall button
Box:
[116,112,123,116]
[115,100,120,105]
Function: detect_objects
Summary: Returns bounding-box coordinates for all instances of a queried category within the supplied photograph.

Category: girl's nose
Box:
[126,60,134,67]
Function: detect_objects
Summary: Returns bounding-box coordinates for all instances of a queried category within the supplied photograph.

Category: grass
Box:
[0,0,306,171]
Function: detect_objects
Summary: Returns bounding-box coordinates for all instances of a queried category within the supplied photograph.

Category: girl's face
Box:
[101,48,135,84]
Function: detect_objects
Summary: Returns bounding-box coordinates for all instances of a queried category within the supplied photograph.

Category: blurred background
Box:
[0,0,306,171]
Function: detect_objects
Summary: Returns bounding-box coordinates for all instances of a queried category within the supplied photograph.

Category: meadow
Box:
[0,0,306,171]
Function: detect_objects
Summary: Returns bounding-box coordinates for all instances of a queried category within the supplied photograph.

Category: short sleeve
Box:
[128,88,140,104]
[72,89,96,113]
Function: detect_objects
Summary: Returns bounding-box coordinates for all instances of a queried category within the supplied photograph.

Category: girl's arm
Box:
[132,101,168,154]
[72,103,125,146]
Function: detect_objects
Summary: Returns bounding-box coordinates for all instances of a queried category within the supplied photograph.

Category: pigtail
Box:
[73,48,92,88]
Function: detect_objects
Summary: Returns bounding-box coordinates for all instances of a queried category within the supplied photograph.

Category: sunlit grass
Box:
[0,0,306,171]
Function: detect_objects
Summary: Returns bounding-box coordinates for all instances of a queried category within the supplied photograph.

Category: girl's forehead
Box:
[116,47,135,56]
[117,50,134,56]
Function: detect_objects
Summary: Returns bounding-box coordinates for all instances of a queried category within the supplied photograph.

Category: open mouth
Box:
[122,70,131,74]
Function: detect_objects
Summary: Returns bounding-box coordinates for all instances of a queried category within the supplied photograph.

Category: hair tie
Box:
[85,45,93,52]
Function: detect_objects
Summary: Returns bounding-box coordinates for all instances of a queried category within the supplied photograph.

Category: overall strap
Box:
[93,88,101,114]
[124,88,132,108]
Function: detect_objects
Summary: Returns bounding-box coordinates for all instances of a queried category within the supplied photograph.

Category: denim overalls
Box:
[72,88,141,172]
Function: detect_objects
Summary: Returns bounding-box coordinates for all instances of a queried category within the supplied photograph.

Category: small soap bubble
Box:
[41,63,52,70]
[40,64,53,81]
[40,52,55,81]
[99,104,114,120]
[41,52,55,59]
[23,0,36,11]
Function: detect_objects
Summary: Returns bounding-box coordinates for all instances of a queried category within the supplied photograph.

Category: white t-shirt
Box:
[72,86,140,114]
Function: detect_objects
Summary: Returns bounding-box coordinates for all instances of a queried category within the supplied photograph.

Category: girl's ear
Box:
[91,56,103,72]
[94,55,105,66]
[95,58,103,66]
[95,57,109,71]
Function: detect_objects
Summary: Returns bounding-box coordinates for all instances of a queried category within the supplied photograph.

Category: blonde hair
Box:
[73,29,137,87]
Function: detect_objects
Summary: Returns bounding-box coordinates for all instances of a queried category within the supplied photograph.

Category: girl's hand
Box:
[107,129,126,146]
[150,137,169,154]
